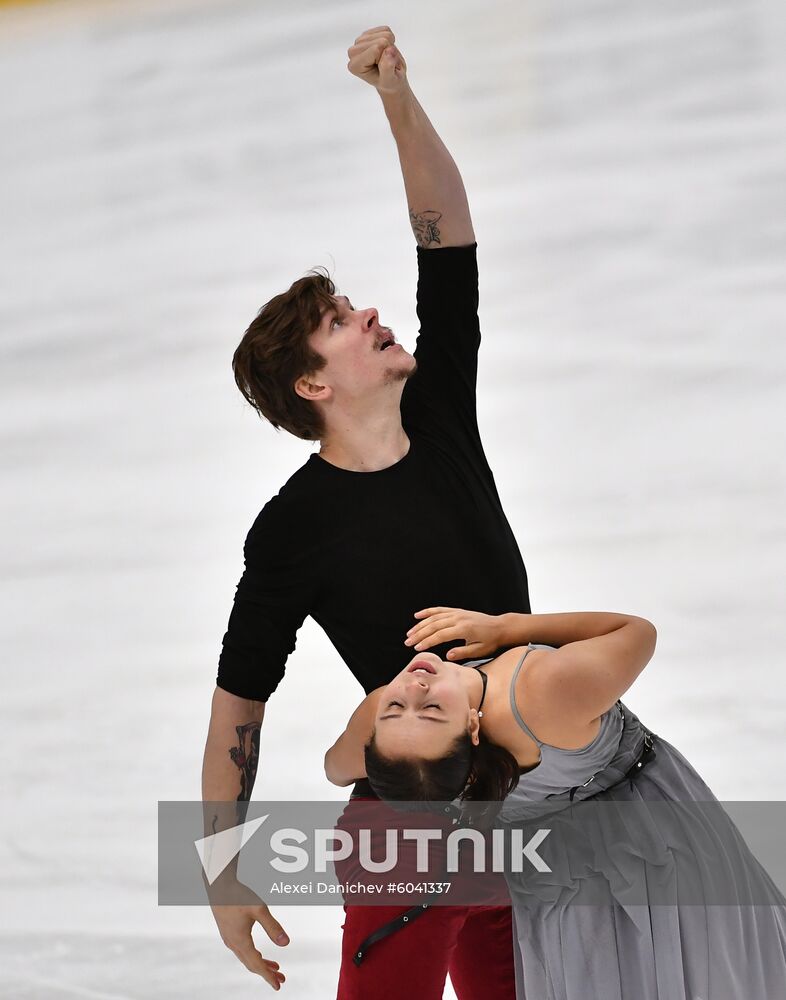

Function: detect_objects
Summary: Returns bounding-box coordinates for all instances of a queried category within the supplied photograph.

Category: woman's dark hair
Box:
[232,267,338,442]
[364,729,521,805]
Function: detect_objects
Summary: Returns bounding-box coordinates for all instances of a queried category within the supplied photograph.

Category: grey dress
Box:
[489,644,786,1000]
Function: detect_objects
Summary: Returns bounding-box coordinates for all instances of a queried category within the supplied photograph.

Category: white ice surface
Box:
[1,0,785,997]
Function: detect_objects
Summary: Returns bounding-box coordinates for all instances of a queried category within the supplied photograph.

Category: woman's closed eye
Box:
[387,700,441,710]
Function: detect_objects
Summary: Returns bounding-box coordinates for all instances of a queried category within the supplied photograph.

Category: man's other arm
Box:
[348,27,475,248]
[203,496,315,989]
[201,691,289,990]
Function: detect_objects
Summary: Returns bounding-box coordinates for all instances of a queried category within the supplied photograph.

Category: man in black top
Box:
[203,26,530,997]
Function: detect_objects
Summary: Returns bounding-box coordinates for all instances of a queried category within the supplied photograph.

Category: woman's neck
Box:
[470,648,538,761]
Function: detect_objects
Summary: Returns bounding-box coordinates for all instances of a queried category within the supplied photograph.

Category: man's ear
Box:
[294,374,331,403]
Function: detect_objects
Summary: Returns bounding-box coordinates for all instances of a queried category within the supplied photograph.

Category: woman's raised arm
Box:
[402,606,656,727]
[514,612,657,725]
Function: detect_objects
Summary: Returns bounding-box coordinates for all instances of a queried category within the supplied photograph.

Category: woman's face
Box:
[372,652,480,759]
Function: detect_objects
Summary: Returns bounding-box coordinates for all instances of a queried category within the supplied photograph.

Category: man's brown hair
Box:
[232,267,338,442]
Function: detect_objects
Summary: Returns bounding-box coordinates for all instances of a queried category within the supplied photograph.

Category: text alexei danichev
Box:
[270,881,383,895]
[269,881,454,895]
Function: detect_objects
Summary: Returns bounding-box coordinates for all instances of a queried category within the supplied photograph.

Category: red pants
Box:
[336,903,516,999]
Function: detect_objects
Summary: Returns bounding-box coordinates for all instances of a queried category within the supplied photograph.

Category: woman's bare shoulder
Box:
[509,646,602,750]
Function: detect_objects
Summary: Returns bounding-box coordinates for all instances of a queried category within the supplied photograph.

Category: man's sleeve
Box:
[400,242,484,448]
[216,497,313,702]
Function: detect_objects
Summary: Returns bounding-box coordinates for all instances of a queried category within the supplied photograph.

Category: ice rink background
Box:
[1,0,785,996]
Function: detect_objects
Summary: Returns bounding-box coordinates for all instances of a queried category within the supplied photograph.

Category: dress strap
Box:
[509,644,543,747]
[471,664,489,718]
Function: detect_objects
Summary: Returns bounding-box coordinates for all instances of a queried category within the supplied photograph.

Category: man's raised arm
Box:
[347,26,476,249]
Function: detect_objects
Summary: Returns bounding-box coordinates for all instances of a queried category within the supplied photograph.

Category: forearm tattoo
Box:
[409,209,443,248]
[228,721,261,802]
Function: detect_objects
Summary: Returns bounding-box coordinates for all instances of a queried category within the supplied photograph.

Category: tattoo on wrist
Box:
[409,209,442,248]
[228,722,261,802]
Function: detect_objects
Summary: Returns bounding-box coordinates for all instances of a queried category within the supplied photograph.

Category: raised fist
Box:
[347,25,408,96]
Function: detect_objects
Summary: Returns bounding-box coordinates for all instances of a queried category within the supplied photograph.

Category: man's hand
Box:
[405,607,506,660]
[208,874,288,991]
[347,26,409,96]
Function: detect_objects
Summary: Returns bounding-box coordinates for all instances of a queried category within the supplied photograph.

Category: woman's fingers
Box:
[406,611,456,636]
[405,609,497,655]
[446,643,482,660]
[409,624,465,651]
[405,614,455,645]
[406,611,453,634]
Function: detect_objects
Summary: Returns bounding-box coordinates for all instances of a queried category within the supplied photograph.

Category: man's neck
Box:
[318,423,411,473]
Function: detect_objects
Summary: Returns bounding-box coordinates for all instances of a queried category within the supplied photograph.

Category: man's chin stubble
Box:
[383,356,418,386]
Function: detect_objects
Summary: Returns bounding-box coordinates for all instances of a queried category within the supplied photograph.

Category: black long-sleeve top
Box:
[217,243,531,701]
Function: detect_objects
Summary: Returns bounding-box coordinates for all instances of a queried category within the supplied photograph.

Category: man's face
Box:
[305,294,416,401]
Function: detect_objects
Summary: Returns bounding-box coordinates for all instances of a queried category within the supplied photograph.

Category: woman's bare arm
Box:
[324,689,384,786]
[502,612,657,725]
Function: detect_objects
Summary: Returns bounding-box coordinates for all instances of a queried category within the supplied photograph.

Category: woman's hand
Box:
[347,26,409,96]
[404,607,506,660]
